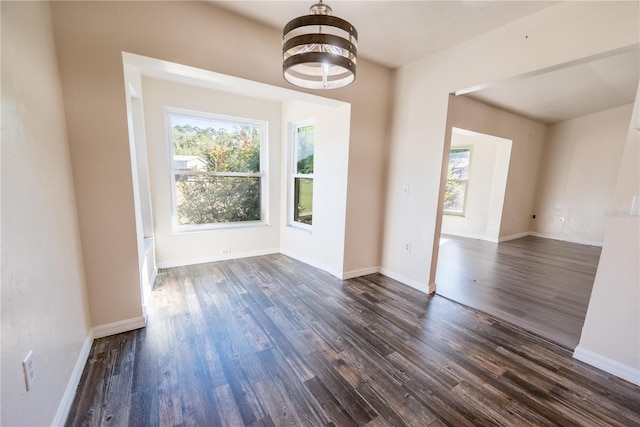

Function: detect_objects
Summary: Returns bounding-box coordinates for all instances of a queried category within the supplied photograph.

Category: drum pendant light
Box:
[282,1,358,89]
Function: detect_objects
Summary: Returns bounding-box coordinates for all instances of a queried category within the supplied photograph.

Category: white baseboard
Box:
[149,266,158,292]
[53,316,148,424]
[279,249,343,279]
[342,266,379,280]
[499,231,531,242]
[529,232,603,247]
[573,345,640,386]
[378,267,432,294]
[157,248,279,269]
[52,334,93,426]
[442,231,499,243]
[443,231,605,247]
[92,316,147,339]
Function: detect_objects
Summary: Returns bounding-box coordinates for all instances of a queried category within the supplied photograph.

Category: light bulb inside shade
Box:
[324,44,342,55]
[321,63,330,88]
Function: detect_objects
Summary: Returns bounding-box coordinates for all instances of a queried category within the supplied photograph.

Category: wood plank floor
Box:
[65,254,639,426]
[436,235,601,350]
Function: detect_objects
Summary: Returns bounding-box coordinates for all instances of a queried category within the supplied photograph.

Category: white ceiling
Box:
[208,1,639,125]
[211,0,558,69]
[461,49,640,125]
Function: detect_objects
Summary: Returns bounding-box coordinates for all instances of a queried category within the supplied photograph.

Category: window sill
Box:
[287,223,312,234]
[172,221,270,234]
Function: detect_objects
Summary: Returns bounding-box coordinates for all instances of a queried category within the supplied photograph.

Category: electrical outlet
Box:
[221,249,230,255]
[22,351,35,391]
[404,242,412,253]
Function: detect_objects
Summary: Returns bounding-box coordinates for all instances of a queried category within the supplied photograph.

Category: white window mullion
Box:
[289,121,315,228]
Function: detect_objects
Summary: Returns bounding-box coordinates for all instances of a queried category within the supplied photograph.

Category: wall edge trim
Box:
[157,248,280,269]
[529,232,603,247]
[378,267,431,294]
[279,249,342,279]
[443,232,500,243]
[92,316,147,339]
[342,266,379,280]
[573,345,640,386]
[498,231,531,242]
[51,333,93,426]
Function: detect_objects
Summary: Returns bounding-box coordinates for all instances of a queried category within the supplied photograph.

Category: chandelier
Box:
[282,1,358,89]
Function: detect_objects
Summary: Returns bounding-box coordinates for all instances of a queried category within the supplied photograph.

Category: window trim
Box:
[166,108,269,233]
[443,146,472,217]
[288,120,315,231]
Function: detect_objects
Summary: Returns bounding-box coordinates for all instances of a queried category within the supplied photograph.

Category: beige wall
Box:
[445,99,633,247]
[532,104,633,245]
[445,97,547,241]
[575,84,640,383]
[142,77,282,265]
[1,2,91,425]
[50,1,392,327]
[342,63,394,275]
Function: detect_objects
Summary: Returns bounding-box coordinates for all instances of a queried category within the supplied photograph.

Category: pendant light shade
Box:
[282,1,358,89]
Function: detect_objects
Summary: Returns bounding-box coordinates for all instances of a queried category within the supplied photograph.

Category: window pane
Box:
[175,175,261,225]
[171,116,260,173]
[296,125,314,174]
[444,180,466,213]
[449,148,470,180]
[294,177,313,225]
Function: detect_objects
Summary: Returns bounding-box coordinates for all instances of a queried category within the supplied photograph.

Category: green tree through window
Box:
[170,113,264,228]
[292,123,314,226]
[444,147,471,214]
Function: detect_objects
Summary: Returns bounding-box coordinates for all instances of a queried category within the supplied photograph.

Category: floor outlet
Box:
[22,351,35,391]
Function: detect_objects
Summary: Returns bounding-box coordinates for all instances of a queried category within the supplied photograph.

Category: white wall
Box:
[441,129,512,242]
[142,77,282,266]
[1,2,91,425]
[532,104,633,245]
[382,0,638,381]
[575,84,640,385]
[280,100,352,277]
[50,1,392,328]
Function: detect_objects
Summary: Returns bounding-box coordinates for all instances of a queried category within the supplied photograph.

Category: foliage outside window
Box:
[444,147,471,215]
[292,123,314,227]
[169,111,265,230]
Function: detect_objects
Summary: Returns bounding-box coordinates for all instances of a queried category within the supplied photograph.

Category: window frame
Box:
[289,120,315,230]
[443,146,472,216]
[166,108,269,233]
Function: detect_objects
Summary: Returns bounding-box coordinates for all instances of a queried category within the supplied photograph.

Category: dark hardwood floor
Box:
[66,254,639,426]
[436,235,601,350]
